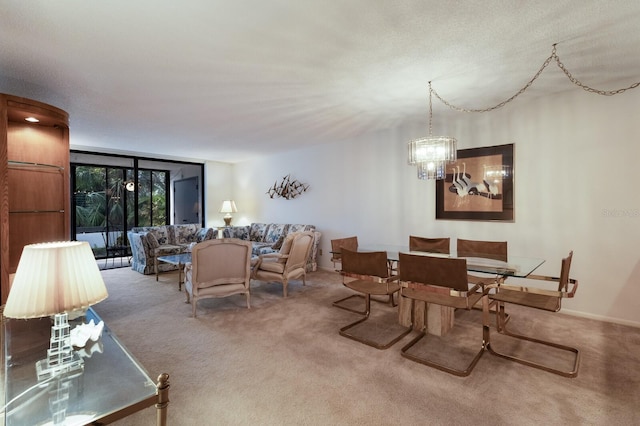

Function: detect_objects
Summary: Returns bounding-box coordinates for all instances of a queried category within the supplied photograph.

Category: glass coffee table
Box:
[1,307,170,425]
[156,252,192,291]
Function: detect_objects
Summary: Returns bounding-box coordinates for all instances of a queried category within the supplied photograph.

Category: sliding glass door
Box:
[72,165,169,262]
[70,150,204,267]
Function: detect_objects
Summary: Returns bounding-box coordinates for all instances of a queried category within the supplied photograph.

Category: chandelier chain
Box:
[429,44,640,113]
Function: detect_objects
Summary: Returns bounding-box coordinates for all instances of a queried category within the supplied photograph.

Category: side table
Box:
[157,252,192,291]
[1,307,170,425]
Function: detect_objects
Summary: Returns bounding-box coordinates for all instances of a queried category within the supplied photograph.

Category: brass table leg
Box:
[156,373,170,426]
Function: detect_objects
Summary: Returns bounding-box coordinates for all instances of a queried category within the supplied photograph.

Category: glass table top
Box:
[1,308,157,426]
[346,244,545,278]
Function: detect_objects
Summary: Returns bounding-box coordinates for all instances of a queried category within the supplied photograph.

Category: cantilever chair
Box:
[331,236,367,313]
[252,232,314,297]
[184,238,252,318]
[409,236,450,254]
[484,251,580,377]
[330,236,358,270]
[399,252,485,376]
[338,249,412,349]
[457,238,508,289]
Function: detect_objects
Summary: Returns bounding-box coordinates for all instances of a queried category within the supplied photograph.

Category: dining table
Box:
[349,245,545,336]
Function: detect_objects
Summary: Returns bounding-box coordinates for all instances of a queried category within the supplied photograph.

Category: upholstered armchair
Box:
[251,232,314,297]
[184,238,252,317]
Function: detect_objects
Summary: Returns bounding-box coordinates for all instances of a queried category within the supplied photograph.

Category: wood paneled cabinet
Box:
[0,94,70,304]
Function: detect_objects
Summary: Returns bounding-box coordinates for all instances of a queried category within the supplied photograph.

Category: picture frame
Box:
[436,143,514,221]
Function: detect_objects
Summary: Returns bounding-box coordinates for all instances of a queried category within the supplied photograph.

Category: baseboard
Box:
[317,265,640,329]
[554,308,640,329]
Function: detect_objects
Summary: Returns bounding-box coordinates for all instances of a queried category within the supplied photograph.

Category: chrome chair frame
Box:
[399,253,486,376]
[484,251,580,377]
[332,237,395,314]
[338,249,412,349]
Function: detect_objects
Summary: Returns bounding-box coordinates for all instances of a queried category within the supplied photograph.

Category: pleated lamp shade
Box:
[3,241,108,319]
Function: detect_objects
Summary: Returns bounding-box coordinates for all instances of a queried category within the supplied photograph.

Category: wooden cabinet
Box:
[1,94,70,304]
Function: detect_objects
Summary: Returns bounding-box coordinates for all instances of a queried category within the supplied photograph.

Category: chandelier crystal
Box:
[408,82,457,180]
[408,136,457,180]
[409,44,640,181]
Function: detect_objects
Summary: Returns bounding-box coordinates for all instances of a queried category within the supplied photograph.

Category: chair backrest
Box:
[341,249,389,278]
[399,253,468,292]
[409,236,450,254]
[558,250,573,292]
[284,232,314,272]
[192,238,252,289]
[457,238,507,262]
[330,236,359,261]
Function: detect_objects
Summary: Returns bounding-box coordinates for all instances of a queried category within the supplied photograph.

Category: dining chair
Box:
[338,249,412,349]
[409,236,450,254]
[251,232,314,297]
[484,250,580,377]
[184,238,252,318]
[399,252,485,376]
[332,236,395,314]
[457,238,508,289]
[330,236,359,270]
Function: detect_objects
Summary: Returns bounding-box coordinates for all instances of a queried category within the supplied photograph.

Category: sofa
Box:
[128,224,216,275]
[222,223,321,272]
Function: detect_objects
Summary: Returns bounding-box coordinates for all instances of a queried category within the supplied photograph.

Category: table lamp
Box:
[219,200,238,226]
[3,241,109,381]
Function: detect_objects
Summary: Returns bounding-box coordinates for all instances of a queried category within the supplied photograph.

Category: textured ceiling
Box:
[2,1,639,163]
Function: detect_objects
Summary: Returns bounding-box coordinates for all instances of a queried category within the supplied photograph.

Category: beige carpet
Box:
[94,267,640,426]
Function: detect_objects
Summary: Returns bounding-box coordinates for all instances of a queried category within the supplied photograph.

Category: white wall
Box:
[204,160,234,227]
[216,89,640,327]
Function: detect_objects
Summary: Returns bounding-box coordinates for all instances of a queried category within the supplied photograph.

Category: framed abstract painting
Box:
[436,143,514,221]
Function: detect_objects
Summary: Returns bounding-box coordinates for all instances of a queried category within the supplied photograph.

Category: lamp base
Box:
[223,216,232,226]
[36,352,84,383]
[36,312,85,383]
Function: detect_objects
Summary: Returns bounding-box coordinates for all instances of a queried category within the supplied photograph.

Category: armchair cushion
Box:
[258,260,286,274]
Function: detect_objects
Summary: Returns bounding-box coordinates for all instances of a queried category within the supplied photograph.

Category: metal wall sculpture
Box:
[267,174,309,200]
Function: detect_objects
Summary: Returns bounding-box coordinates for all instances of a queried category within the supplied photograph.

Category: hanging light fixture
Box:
[409,44,640,181]
[407,82,457,180]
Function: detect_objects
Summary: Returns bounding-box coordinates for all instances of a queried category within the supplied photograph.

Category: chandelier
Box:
[407,82,456,180]
[409,44,640,180]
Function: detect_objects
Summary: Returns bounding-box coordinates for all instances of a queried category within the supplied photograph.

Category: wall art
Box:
[267,174,309,200]
[436,143,514,221]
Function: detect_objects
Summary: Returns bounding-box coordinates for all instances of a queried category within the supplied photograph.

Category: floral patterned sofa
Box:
[222,223,321,272]
[128,224,216,275]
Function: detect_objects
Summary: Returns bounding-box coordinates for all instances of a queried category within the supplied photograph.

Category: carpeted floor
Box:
[94,267,640,425]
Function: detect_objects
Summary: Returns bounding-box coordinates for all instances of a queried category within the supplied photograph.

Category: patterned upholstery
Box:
[249,223,269,242]
[128,224,217,275]
[223,223,321,272]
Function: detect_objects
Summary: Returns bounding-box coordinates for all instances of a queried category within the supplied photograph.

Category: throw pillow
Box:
[278,232,299,262]
[145,232,160,250]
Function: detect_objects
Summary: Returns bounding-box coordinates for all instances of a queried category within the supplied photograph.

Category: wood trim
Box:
[0,94,69,304]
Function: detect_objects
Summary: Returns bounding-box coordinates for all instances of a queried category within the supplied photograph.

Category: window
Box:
[71,151,204,263]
